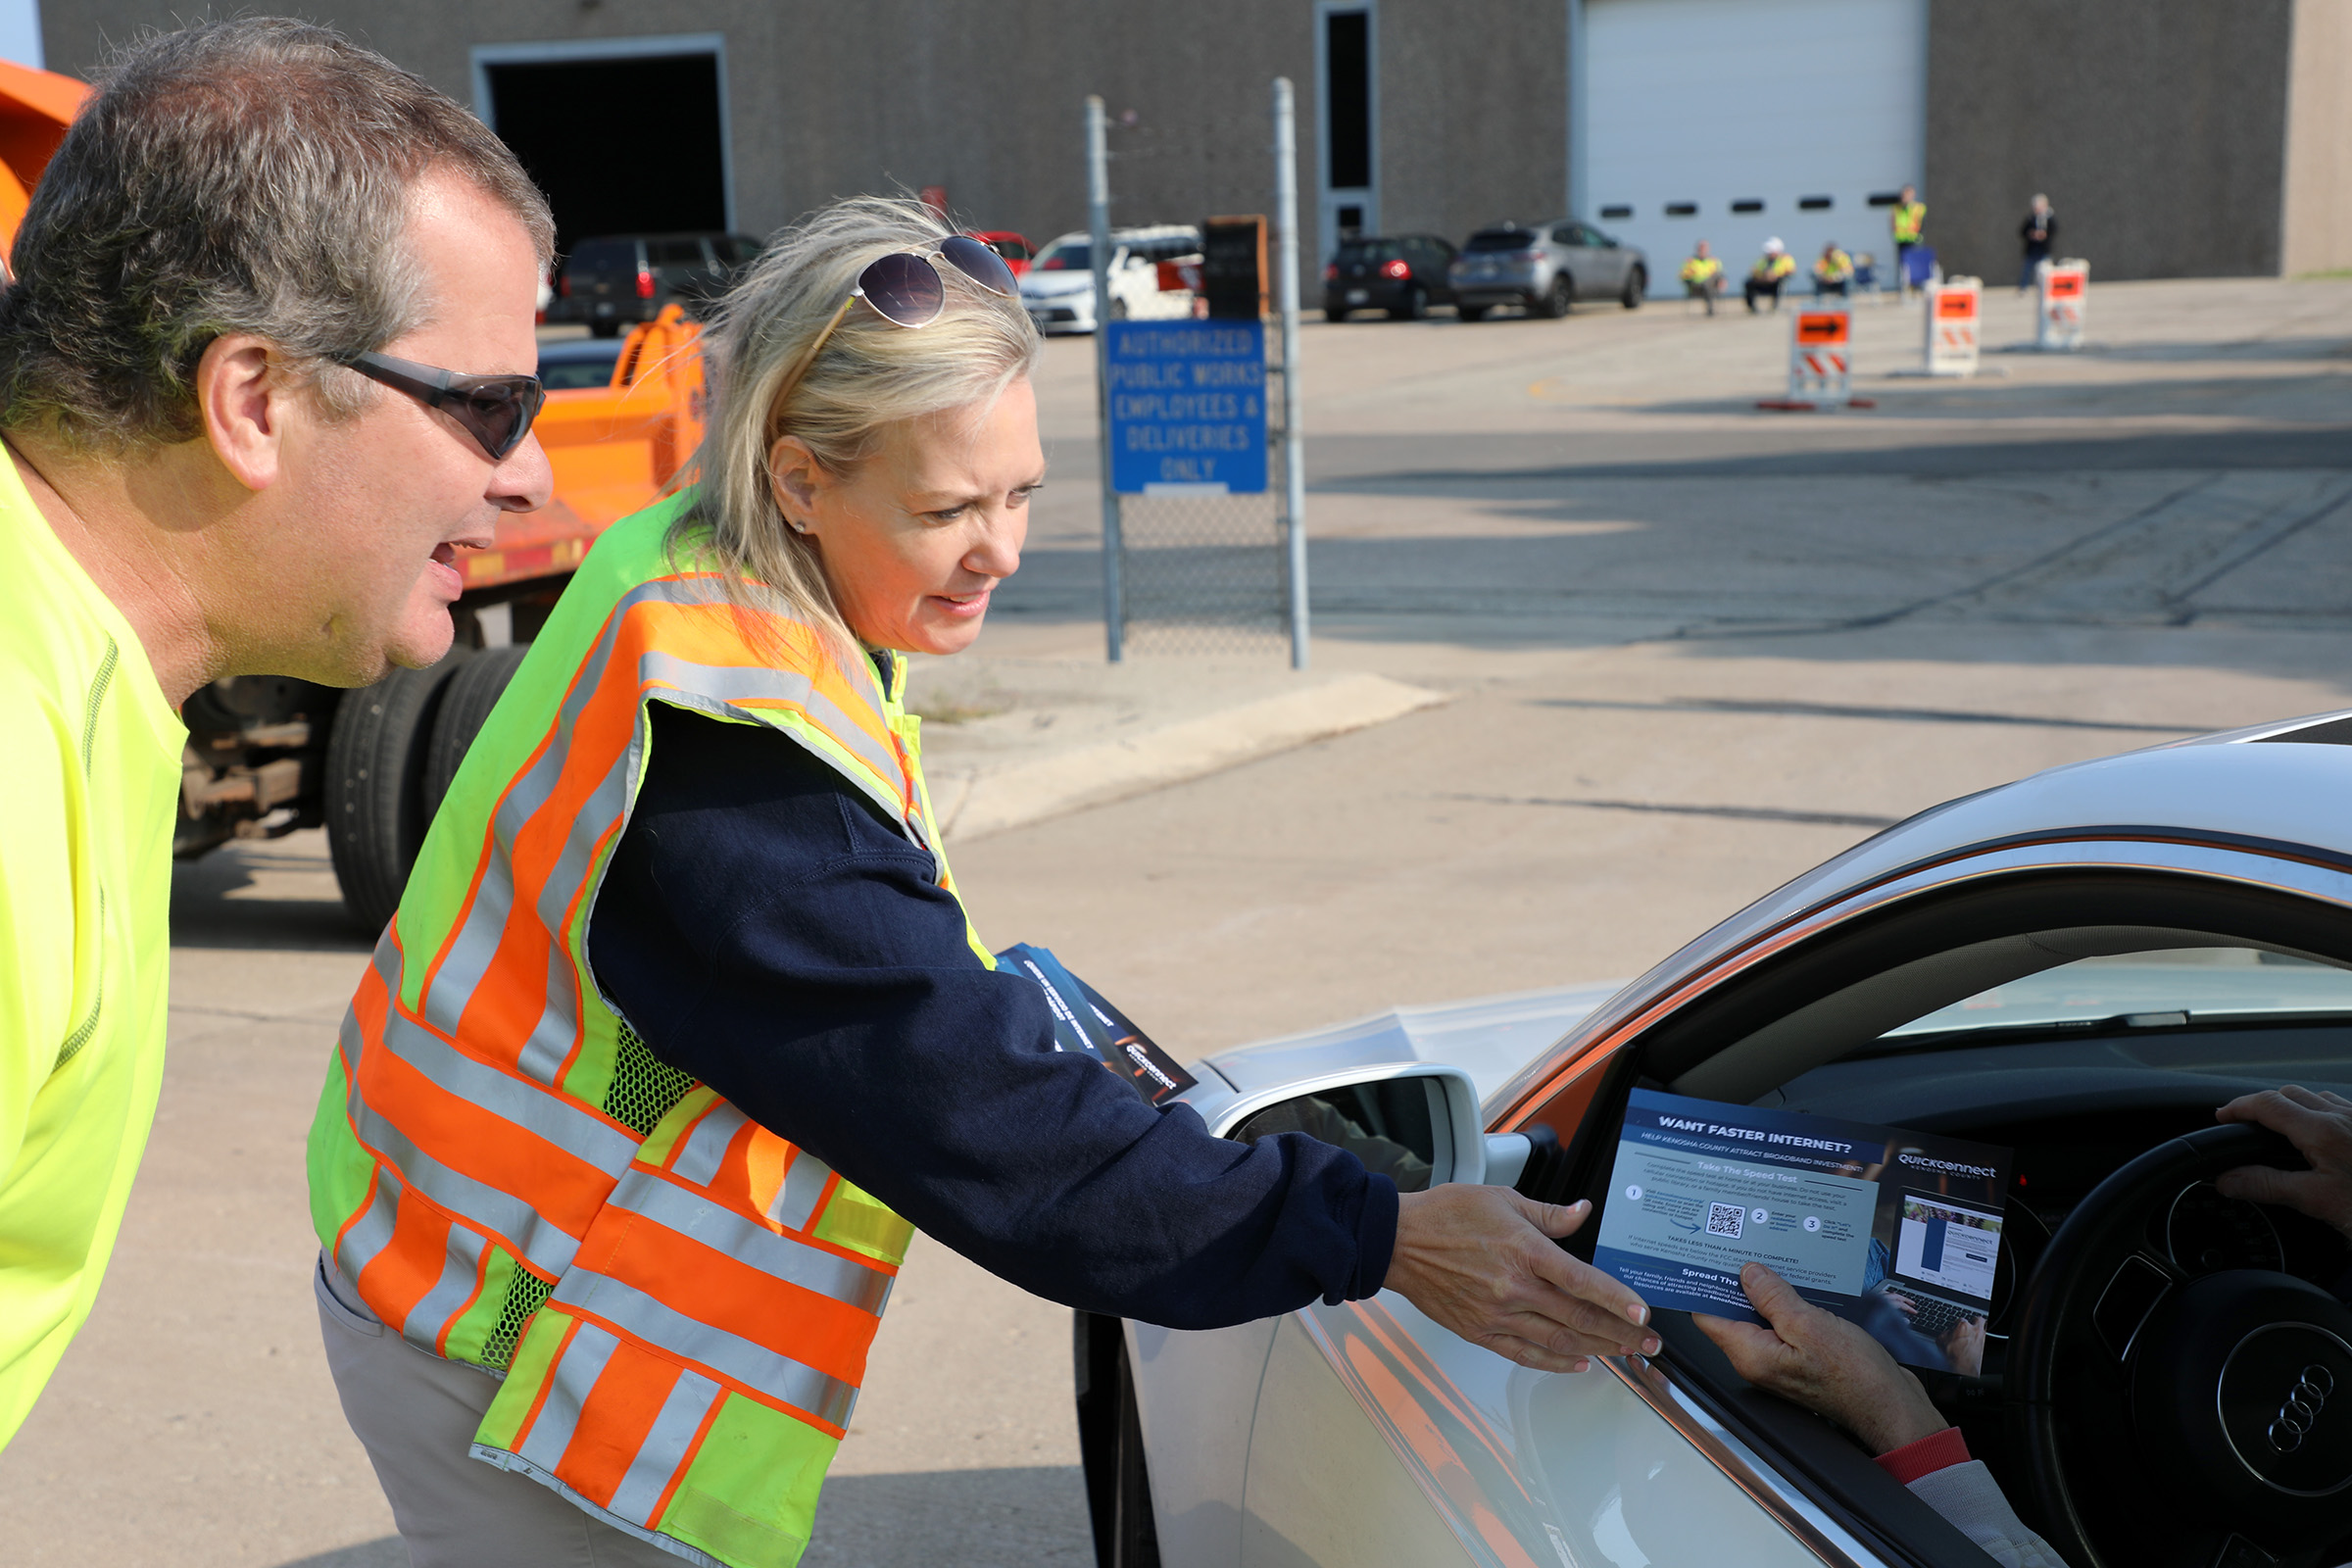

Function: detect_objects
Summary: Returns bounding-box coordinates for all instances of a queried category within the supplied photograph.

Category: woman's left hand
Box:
[1694,1261,1949,1456]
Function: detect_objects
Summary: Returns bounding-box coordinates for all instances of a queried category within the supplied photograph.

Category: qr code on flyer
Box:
[1706,1201,1745,1239]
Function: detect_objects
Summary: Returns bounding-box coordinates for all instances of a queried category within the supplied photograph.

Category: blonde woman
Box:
[305,197,1656,1567]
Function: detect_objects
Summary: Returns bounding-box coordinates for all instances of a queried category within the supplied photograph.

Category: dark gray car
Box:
[1448,220,1648,320]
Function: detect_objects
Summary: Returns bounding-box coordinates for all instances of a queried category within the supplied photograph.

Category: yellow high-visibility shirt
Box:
[0,452,183,1446]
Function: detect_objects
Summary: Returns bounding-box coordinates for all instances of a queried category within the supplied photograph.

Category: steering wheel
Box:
[2009,1123,2352,1568]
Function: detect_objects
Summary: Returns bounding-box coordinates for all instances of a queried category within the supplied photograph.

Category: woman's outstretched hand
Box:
[1694,1261,1948,1456]
[1385,1188,1657,1374]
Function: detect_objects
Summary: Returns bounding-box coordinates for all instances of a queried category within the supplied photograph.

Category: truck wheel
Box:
[424,643,531,819]
[324,655,468,935]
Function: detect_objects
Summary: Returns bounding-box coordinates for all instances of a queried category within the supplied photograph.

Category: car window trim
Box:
[1602,1353,1893,1568]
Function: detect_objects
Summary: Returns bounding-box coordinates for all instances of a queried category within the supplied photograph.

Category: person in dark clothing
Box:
[309,195,1660,1568]
[2019,194,2057,292]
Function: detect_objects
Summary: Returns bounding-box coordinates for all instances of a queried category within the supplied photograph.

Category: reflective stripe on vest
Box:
[309,498,958,1566]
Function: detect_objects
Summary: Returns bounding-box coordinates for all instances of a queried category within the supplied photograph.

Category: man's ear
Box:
[195,333,297,493]
[766,433,828,535]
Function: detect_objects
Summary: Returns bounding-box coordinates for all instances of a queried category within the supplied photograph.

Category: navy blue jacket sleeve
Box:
[584,700,1398,1330]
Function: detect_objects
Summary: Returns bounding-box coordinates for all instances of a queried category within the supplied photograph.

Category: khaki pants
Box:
[315,1253,682,1567]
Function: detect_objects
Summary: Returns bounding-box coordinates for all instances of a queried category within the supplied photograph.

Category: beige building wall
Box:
[1379,1,1569,245]
[42,2,1567,296]
[2280,0,2352,275]
[1925,0,2296,283]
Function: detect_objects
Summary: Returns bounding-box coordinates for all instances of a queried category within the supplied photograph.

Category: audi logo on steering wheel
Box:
[2268,1364,2336,1453]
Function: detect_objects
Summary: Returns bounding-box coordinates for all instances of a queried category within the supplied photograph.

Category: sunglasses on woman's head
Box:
[772,236,1022,418]
[343,352,548,463]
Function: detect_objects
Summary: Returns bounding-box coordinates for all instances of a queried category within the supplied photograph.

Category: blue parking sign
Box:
[1104,319,1267,494]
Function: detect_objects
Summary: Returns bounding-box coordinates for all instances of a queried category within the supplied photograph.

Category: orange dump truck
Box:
[0,58,710,929]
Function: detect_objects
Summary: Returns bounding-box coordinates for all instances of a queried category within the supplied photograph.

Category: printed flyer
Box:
[1593,1088,2012,1374]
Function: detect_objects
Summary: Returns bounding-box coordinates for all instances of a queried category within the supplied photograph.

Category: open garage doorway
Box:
[473,35,732,257]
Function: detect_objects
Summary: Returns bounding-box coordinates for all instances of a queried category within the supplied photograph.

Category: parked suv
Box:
[1448,220,1647,320]
[550,231,763,337]
[1323,234,1458,321]
[1017,225,1201,334]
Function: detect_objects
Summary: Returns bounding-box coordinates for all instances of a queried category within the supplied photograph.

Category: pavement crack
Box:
[1527,697,2198,733]
[1442,792,1898,829]
[2165,479,2352,607]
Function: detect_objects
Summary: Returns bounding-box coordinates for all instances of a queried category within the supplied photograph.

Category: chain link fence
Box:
[1112,368,1295,659]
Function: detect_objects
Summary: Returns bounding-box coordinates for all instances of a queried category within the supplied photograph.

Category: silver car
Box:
[1081,711,2352,1568]
[1448,219,1649,319]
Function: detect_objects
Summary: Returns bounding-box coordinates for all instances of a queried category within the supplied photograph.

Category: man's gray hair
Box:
[0,18,554,450]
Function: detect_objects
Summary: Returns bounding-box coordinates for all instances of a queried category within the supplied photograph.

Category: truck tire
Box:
[424,643,531,819]
[324,654,467,935]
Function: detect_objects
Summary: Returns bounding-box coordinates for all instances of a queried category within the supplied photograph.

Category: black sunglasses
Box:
[343,351,547,463]
[772,236,1021,413]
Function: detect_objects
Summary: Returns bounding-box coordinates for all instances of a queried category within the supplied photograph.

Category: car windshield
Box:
[566,239,634,275]
[1034,239,1090,270]
[1337,242,1400,265]
[537,341,624,390]
[1882,948,2352,1044]
[1466,229,1537,253]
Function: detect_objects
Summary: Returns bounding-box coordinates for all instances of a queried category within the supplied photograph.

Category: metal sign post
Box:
[1273,75,1308,669]
[1924,275,1982,376]
[1086,95,1123,662]
[2036,258,2088,351]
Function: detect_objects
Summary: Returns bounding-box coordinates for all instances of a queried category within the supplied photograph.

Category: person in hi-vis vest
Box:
[1680,240,1725,315]
[1890,183,1928,296]
[0,20,555,1455]
[305,197,1663,1568]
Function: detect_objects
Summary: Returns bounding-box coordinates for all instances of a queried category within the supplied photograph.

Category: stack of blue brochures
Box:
[995,943,1197,1106]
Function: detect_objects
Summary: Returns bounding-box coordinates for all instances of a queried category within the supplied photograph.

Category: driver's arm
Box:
[1695,1263,2069,1568]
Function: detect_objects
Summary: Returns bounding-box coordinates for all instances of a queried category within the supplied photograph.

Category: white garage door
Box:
[1579,0,1927,296]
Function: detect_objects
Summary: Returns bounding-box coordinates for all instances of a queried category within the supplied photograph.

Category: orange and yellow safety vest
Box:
[307,492,977,1566]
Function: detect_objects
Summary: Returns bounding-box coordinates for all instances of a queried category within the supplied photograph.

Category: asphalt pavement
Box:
[6,275,2351,1565]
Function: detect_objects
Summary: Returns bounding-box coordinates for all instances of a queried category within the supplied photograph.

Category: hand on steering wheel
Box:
[2217,1086,2352,1240]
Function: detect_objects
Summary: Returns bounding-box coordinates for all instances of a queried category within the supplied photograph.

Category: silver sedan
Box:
[1081,712,2352,1568]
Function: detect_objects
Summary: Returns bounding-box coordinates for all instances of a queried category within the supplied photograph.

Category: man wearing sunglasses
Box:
[0,18,552,1451]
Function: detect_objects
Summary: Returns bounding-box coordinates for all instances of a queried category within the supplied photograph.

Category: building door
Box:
[475,36,731,259]
[1317,2,1378,269]
[1575,0,1926,295]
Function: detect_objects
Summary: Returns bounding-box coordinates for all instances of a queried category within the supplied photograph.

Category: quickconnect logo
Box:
[2269,1364,2335,1453]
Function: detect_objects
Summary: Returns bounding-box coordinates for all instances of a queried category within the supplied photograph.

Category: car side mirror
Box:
[1211,1062,1533,1192]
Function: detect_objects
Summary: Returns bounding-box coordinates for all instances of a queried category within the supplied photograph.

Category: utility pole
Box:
[1086,95,1123,662]
[1273,77,1308,669]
